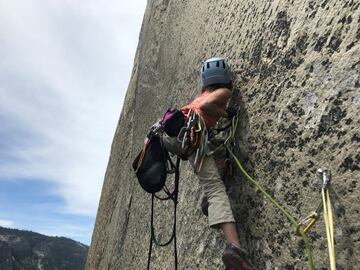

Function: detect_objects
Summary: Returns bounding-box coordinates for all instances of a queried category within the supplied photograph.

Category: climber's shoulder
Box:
[202,87,232,105]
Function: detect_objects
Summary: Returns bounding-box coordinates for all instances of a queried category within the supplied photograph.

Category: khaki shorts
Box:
[162,135,235,227]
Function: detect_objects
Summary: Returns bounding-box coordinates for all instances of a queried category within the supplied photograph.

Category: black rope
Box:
[147,194,154,270]
[147,156,180,270]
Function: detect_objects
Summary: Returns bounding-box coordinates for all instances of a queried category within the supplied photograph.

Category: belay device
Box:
[132,108,185,270]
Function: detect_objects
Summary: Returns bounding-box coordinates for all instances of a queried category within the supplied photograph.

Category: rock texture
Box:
[87,0,359,269]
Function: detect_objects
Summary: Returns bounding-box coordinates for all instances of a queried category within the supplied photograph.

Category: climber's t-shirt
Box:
[181,91,220,128]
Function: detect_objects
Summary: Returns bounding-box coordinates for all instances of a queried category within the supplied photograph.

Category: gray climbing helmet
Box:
[200,57,233,88]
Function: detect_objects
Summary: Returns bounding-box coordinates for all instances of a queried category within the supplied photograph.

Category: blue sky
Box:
[0,0,146,245]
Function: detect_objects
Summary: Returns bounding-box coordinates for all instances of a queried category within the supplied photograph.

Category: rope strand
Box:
[226,145,315,270]
[147,156,180,270]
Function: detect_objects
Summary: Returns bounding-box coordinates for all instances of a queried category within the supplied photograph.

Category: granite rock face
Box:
[87,1,359,269]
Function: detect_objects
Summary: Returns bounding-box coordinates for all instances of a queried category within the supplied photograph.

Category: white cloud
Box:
[0,219,15,227]
[0,0,147,216]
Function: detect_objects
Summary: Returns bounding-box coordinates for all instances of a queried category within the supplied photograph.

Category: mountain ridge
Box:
[0,226,88,270]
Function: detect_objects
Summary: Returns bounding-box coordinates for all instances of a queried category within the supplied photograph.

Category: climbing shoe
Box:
[222,243,256,270]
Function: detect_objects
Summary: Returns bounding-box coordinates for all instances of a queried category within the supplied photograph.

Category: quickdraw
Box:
[297,168,330,236]
[189,116,202,148]
[296,208,321,236]
[177,109,208,172]
[177,109,196,149]
[296,168,336,269]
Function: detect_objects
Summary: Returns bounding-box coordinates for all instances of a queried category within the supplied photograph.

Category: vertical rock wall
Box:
[87,0,359,269]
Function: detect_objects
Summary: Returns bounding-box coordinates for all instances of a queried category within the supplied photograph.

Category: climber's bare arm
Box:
[199,88,232,118]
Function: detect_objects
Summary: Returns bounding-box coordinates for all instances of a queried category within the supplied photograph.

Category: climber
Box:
[161,57,255,270]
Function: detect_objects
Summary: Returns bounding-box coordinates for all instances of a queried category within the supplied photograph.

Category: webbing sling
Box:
[147,157,180,270]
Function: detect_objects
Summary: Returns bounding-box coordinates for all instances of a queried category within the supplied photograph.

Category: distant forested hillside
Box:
[0,226,88,270]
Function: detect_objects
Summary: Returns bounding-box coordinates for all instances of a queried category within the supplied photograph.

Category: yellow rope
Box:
[322,187,336,270]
